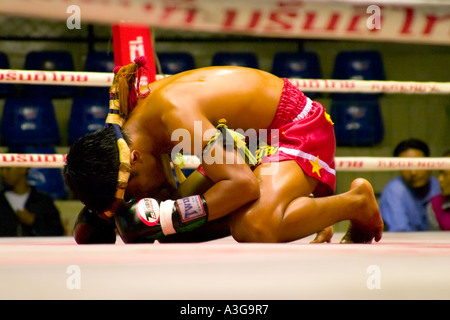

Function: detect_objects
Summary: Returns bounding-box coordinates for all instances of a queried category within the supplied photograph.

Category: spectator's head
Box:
[1,167,29,192]
[438,150,450,197]
[394,138,432,189]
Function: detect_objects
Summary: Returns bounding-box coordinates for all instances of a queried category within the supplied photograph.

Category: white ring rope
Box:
[0,154,449,171]
[1,69,450,94]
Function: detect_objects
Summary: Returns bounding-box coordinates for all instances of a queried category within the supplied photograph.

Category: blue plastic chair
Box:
[8,146,68,199]
[272,52,322,98]
[272,52,322,79]
[211,52,259,69]
[1,98,60,146]
[331,50,385,100]
[158,52,195,75]
[23,50,78,98]
[68,97,109,144]
[0,52,15,97]
[330,99,384,146]
[83,51,115,98]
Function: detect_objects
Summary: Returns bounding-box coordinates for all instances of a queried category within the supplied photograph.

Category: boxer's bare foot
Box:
[310,225,334,243]
[340,178,383,244]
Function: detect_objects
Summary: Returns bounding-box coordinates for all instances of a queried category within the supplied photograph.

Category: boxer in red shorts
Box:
[258,78,336,197]
[64,64,383,244]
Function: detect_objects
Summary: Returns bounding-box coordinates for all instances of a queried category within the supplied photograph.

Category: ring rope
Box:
[1,69,450,94]
[0,154,449,171]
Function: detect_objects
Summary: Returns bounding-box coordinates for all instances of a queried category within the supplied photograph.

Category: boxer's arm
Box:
[164,110,260,222]
[159,168,231,242]
[175,168,214,198]
[202,155,259,219]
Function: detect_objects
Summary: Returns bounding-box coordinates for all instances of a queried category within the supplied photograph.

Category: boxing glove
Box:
[73,206,117,244]
[114,195,209,243]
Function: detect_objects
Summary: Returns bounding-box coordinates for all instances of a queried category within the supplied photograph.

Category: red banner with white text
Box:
[112,24,156,84]
[0,0,449,45]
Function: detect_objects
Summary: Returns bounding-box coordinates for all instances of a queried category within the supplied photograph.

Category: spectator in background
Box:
[427,150,450,230]
[0,167,64,236]
[379,138,441,231]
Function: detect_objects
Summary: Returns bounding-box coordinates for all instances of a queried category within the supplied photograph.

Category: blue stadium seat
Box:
[272,52,322,79]
[83,51,115,98]
[0,52,15,97]
[330,99,384,146]
[68,97,108,144]
[85,51,115,73]
[157,52,195,74]
[331,50,385,100]
[272,51,322,98]
[8,146,68,199]
[211,52,259,69]
[1,98,60,146]
[23,50,78,98]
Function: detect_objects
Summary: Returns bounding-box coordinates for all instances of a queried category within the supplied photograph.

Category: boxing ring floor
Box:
[0,232,449,300]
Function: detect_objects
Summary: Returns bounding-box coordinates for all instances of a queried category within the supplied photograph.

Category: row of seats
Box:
[1,50,384,97]
[1,97,106,146]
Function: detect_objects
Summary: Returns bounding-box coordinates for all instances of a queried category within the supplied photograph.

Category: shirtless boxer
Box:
[64,61,383,244]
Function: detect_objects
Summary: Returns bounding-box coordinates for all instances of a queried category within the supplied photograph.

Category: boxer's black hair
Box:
[64,126,120,213]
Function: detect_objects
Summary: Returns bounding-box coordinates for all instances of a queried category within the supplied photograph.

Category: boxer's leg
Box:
[230,160,383,243]
[230,160,318,242]
[279,177,382,243]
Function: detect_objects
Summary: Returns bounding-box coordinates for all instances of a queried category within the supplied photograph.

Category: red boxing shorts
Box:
[197,78,336,196]
[259,78,336,196]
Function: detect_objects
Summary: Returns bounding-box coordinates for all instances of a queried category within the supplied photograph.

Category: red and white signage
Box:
[0,0,449,45]
[0,153,67,168]
[112,23,157,83]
